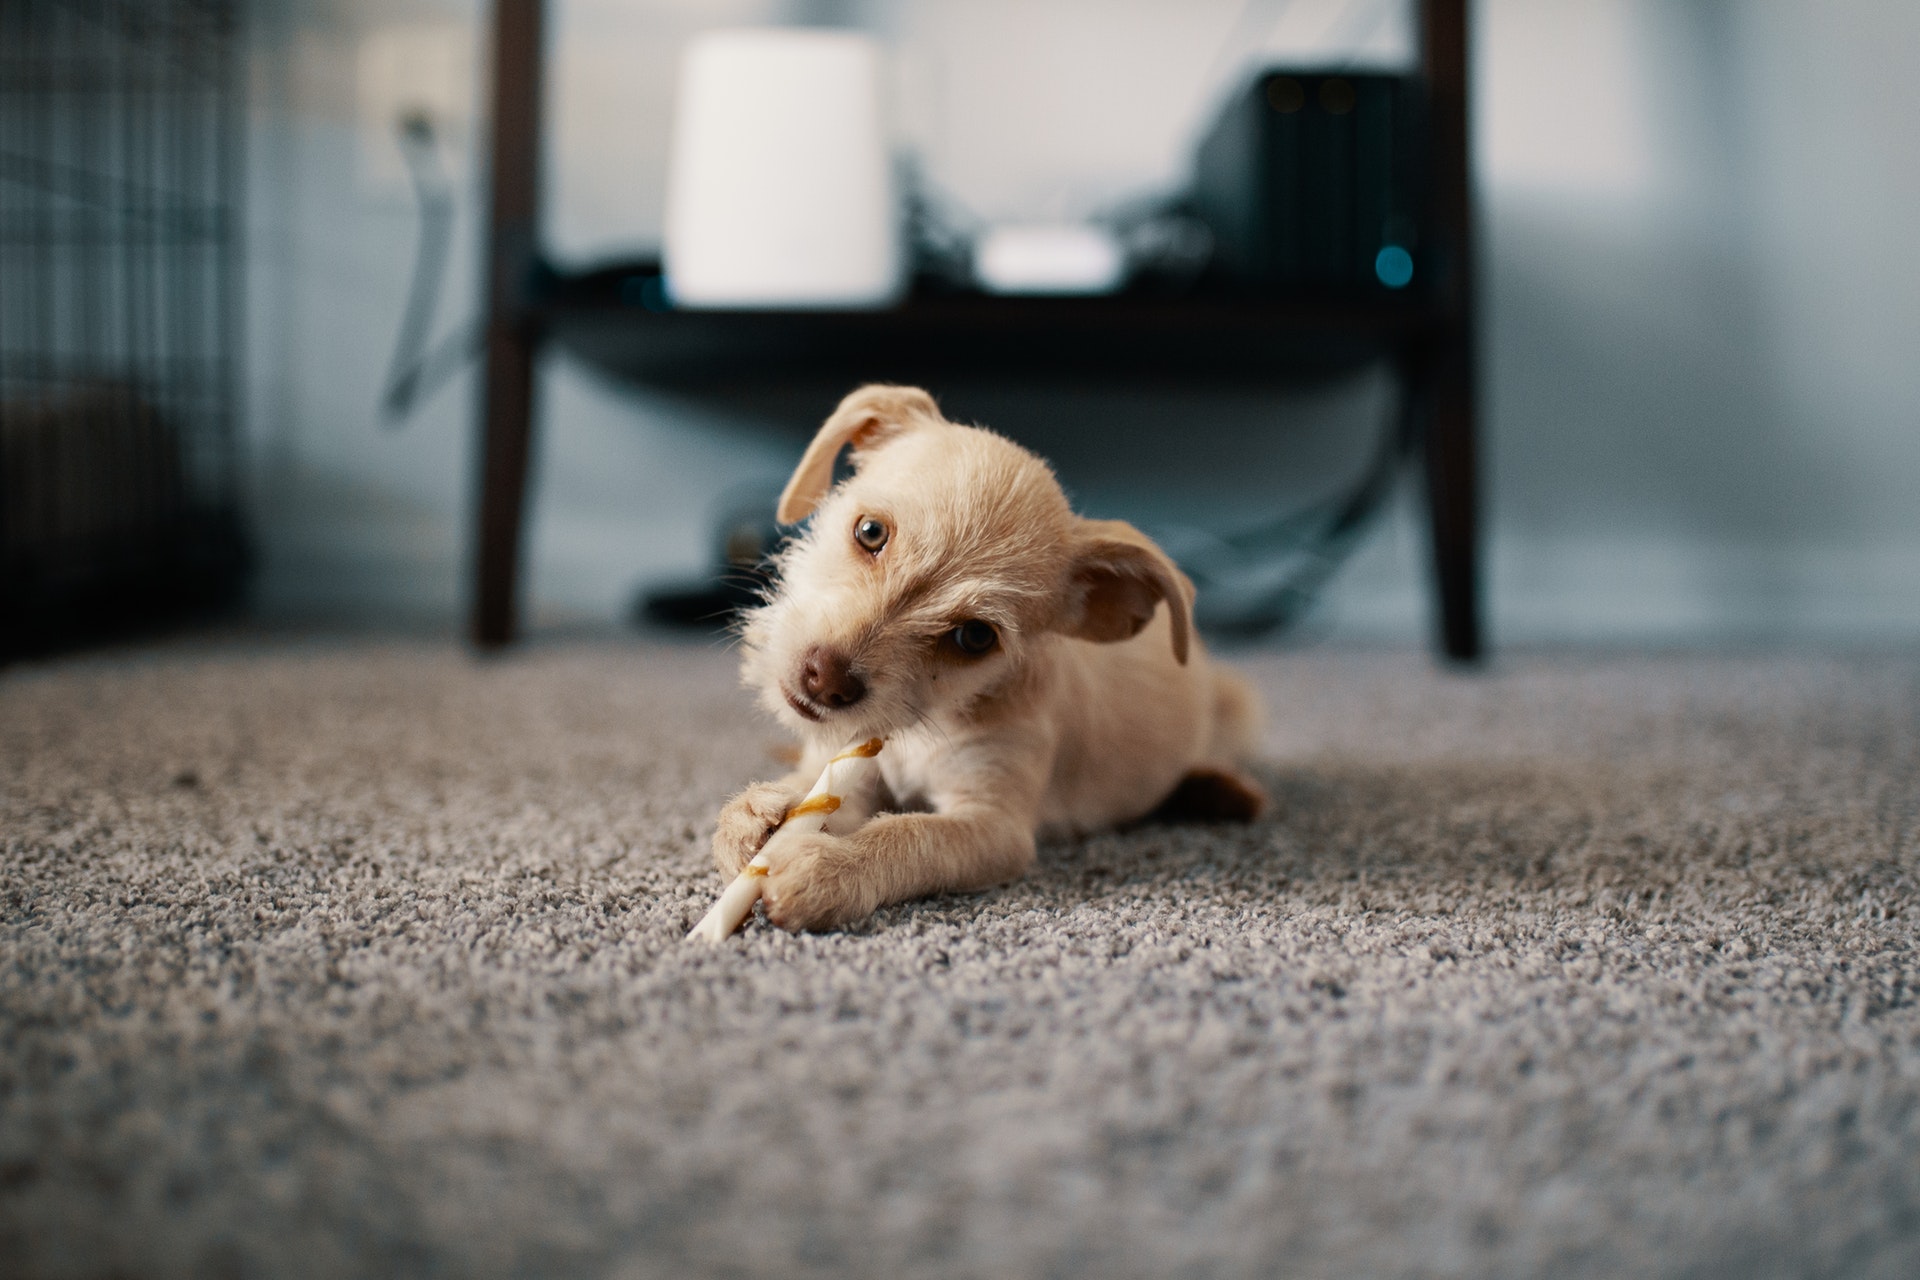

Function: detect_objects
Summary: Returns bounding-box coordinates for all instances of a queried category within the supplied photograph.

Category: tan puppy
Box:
[716,384,1266,930]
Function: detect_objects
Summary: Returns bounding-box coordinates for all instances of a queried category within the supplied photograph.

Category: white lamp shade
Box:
[663,29,904,310]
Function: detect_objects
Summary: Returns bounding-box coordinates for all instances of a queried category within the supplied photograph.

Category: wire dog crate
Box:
[0,0,247,658]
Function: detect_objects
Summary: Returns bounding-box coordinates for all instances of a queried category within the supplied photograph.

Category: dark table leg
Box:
[472,0,546,649]
[475,321,540,649]
[1419,0,1483,662]
[1421,331,1481,661]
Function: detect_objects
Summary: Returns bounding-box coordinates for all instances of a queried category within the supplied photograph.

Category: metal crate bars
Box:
[0,0,246,655]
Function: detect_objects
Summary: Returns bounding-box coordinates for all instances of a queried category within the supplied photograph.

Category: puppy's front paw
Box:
[760,830,875,932]
[712,781,802,876]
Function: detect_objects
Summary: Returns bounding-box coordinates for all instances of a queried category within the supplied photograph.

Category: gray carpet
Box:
[2,639,1918,1279]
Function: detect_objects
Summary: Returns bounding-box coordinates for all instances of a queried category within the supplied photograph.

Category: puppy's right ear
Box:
[776,385,939,524]
[1060,518,1196,665]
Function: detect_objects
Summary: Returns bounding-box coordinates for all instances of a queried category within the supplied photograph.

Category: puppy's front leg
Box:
[761,805,1037,932]
[711,771,813,877]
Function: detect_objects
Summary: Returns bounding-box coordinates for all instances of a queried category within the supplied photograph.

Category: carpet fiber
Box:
[3,640,1918,1278]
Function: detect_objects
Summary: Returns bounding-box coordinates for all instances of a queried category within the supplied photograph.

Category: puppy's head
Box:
[740,385,1194,741]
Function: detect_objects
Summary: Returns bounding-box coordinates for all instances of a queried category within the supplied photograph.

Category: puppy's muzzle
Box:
[799,645,866,710]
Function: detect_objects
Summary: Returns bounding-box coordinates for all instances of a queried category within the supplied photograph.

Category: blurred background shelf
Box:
[473,0,1481,661]
[542,261,1436,396]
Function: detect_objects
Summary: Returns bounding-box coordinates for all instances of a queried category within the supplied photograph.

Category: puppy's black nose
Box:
[800,646,866,708]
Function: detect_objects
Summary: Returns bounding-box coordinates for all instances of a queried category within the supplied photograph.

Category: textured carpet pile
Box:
[2,640,1917,1278]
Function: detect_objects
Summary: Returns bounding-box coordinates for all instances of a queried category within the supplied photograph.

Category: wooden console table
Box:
[470,0,1482,661]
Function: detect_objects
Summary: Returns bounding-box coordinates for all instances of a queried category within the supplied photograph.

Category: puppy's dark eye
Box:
[853,516,889,554]
[949,620,998,656]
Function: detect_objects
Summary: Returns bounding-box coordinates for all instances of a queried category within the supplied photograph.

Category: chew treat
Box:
[687,738,885,943]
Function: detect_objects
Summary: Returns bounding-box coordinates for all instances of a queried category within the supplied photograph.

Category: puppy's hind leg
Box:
[1152,766,1268,824]
[1153,665,1269,822]
[1208,667,1263,762]
[1144,767,1267,825]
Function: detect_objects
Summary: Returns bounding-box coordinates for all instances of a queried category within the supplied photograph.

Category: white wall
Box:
[244,0,1920,643]
[1477,0,1920,641]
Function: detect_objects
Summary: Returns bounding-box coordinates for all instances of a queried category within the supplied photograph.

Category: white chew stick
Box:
[686,738,885,943]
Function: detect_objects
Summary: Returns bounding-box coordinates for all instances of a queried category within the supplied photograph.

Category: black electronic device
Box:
[1192,69,1427,297]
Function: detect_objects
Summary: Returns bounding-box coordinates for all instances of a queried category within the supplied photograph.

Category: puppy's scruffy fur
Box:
[717,385,1266,930]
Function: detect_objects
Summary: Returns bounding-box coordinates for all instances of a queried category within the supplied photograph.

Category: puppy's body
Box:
[716,385,1264,930]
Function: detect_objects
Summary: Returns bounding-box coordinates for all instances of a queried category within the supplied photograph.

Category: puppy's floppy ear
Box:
[1061,518,1195,665]
[776,384,940,524]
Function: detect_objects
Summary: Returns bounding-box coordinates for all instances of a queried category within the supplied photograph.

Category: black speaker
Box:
[1192,69,1427,297]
